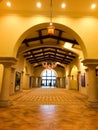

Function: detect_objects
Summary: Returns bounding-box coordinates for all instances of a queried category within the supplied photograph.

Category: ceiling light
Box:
[61,3,66,8]
[66,56,69,58]
[42,62,57,69]
[27,52,31,54]
[30,55,33,57]
[6,1,11,7]
[36,2,42,8]
[91,3,96,9]
[64,42,73,49]
[68,52,72,55]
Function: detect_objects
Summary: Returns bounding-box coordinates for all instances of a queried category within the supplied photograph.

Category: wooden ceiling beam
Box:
[56,31,63,44]
[27,53,73,62]
[29,56,70,64]
[24,49,76,59]
[38,30,43,44]
[24,46,74,55]
[22,35,78,45]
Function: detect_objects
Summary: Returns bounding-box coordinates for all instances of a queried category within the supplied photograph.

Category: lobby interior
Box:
[0,0,98,129]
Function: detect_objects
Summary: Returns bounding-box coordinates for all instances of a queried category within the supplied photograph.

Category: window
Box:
[41,69,56,88]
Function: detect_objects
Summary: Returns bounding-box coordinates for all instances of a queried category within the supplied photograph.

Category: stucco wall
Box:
[0,64,3,92]
[0,14,98,58]
[33,66,65,77]
[66,57,88,95]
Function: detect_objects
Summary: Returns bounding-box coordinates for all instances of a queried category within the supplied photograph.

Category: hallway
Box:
[0,88,98,130]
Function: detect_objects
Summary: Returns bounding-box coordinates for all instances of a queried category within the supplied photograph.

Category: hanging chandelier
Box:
[42,61,57,69]
[48,0,55,35]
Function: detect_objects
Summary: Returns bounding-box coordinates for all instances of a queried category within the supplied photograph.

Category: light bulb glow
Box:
[36,2,42,8]
[61,3,66,8]
[6,1,11,7]
[91,3,96,9]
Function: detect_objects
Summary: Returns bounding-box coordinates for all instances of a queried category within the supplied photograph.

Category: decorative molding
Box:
[82,59,98,66]
[0,57,17,66]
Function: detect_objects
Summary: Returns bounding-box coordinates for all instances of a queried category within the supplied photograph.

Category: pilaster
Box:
[56,77,60,88]
[82,59,98,108]
[0,57,17,107]
[38,77,41,87]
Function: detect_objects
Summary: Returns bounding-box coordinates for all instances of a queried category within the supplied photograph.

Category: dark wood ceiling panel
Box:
[23,46,77,65]
[56,30,63,44]
[38,30,43,44]
[22,27,79,66]
[22,34,78,45]
[22,28,78,45]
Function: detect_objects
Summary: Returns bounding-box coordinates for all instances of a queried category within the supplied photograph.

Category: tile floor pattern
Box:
[0,88,98,130]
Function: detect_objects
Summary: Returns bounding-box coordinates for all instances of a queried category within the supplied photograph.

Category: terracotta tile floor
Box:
[0,88,98,130]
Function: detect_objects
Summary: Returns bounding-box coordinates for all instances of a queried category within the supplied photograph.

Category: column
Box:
[32,76,36,88]
[0,57,17,107]
[23,74,30,89]
[0,65,12,107]
[56,77,60,88]
[67,75,71,90]
[61,77,66,88]
[36,77,39,87]
[38,77,41,87]
[87,65,98,104]
[10,67,16,95]
[82,59,98,107]
[20,71,24,91]
[77,71,81,91]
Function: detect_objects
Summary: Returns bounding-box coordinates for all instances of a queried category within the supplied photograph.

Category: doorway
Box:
[41,69,56,88]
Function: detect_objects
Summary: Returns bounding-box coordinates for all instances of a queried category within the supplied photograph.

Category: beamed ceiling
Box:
[18,27,79,67]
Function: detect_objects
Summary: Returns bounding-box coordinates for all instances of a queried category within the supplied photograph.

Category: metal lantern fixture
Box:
[48,0,55,35]
[42,62,57,69]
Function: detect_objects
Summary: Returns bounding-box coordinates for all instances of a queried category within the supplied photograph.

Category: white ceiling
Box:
[0,0,98,16]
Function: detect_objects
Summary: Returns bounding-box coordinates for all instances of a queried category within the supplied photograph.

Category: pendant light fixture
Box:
[48,0,55,35]
[42,61,57,69]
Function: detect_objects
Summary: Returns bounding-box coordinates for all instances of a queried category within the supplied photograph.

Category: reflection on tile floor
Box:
[0,88,98,130]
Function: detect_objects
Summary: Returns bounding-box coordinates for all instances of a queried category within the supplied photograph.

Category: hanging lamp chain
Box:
[50,0,53,24]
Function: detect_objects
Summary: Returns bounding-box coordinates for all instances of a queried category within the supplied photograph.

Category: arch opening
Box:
[69,65,78,90]
[14,22,87,61]
[41,69,57,88]
[12,22,87,92]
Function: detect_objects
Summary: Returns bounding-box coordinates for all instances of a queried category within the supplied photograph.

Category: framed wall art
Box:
[15,71,21,91]
[81,73,85,87]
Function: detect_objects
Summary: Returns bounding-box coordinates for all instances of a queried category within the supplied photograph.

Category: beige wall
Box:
[33,66,65,78]
[0,64,3,92]
[0,14,98,58]
[65,57,88,95]
[9,54,34,93]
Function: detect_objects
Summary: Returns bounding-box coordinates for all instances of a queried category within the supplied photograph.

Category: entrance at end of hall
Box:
[41,69,56,88]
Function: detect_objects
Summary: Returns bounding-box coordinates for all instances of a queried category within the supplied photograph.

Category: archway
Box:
[14,22,87,59]
[41,69,57,88]
[13,22,87,92]
[69,65,78,90]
